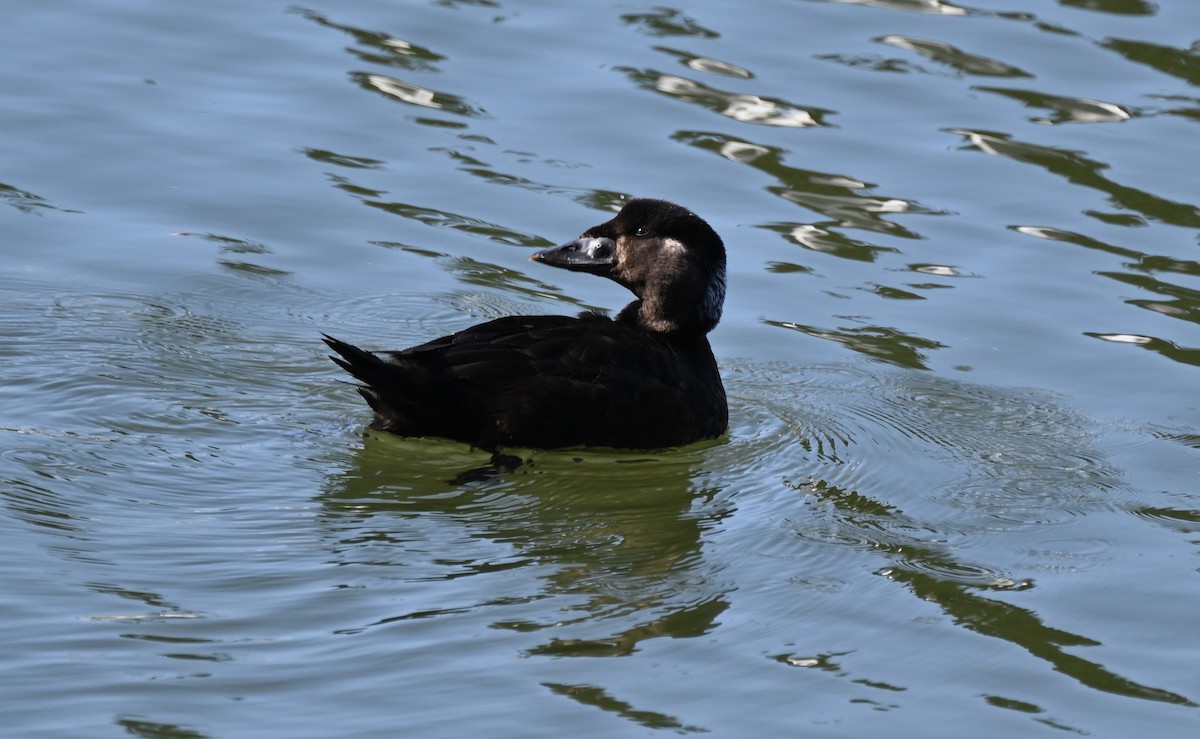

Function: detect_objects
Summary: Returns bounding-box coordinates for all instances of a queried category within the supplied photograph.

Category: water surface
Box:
[3,0,1199,736]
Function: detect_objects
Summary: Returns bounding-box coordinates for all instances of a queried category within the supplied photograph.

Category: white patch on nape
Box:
[661,237,688,255]
[658,235,724,328]
[701,259,726,324]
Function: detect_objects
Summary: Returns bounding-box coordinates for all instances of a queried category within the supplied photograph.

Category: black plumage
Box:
[323,198,728,450]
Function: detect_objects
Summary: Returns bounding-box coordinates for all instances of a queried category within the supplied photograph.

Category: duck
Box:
[323,198,728,450]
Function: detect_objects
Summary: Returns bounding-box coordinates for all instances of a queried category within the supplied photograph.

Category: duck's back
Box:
[325,313,726,450]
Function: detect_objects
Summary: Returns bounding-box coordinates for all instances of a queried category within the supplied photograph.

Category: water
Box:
[3,0,1198,736]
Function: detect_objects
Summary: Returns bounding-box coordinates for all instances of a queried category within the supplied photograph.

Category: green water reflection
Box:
[319,434,733,659]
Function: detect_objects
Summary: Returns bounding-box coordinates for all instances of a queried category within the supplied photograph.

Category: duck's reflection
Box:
[317,434,732,655]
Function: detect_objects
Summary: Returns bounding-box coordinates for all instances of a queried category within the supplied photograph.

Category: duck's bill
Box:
[531,237,615,274]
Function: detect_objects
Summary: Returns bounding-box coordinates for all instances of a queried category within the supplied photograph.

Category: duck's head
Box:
[532,198,726,336]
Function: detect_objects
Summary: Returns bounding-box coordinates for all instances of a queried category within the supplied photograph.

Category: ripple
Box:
[823,0,969,15]
[543,682,709,734]
[620,7,719,38]
[1127,498,1200,533]
[975,86,1133,124]
[712,360,1135,595]
[359,200,552,247]
[619,68,831,128]
[353,72,488,118]
[1085,331,1200,367]
[886,559,1032,590]
[1017,537,1116,574]
[656,47,753,79]
[1,180,82,215]
[674,131,942,240]
[950,128,1200,229]
[296,8,446,73]
[879,35,1032,77]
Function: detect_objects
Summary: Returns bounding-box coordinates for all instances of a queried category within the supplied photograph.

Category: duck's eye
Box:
[633,226,650,237]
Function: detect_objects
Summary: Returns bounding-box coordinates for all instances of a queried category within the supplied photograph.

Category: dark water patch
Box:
[878,35,1033,77]
[817,50,925,74]
[758,222,901,262]
[950,129,1200,228]
[1147,93,1200,122]
[867,284,926,300]
[1062,0,1158,15]
[1086,331,1200,367]
[973,86,1133,124]
[764,322,947,369]
[350,71,489,118]
[544,682,709,733]
[117,716,211,739]
[885,565,1194,706]
[317,432,736,659]
[983,694,1043,713]
[1103,37,1200,86]
[422,147,616,206]
[674,131,943,241]
[619,67,832,128]
[655,46,753,79]
[0,181,82,215]
[301,148,386,170]
[1011,224,1200,365]
[801,0,972,16]
[723,359,1198,708]
[361,199,554,247]
[621,7,720,38]
[1101,271,1200,325]
[1128,504,1200,533]
[295,8,447,73]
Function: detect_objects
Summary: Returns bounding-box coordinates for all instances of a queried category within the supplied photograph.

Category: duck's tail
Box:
[322,333,384,387]
[323,333,489,446]
[322,334,426,431]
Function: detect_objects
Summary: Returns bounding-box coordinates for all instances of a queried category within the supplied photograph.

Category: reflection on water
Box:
[543,682,708,734]
[656,47,754,79]
[878,35,1033,77]
[974,86,1132,124]
[4,0,1200,734]
[319,434,732,658]
[309,356,1200,724]
[621,6,719,38]
[1064,0,1157,15]
[765,321,947,368]
[675,131,940,242]
[818,0,968,15]
[1012,222,1200,365]
[885,566,1192,706]
[1104,36,1200,86]
[620,67,831,128]
[295,8,446,73]
[117,716,211,739]
[952,129,1200,228]
[355,72,488,118]
[1,181,82,215]
[360,199,552,247]
[731,362,1197,710]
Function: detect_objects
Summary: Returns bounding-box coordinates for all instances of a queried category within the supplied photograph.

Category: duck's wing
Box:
[324,314,724,449]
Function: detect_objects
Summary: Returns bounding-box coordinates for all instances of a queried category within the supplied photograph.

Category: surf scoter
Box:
[324,198,727,450]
